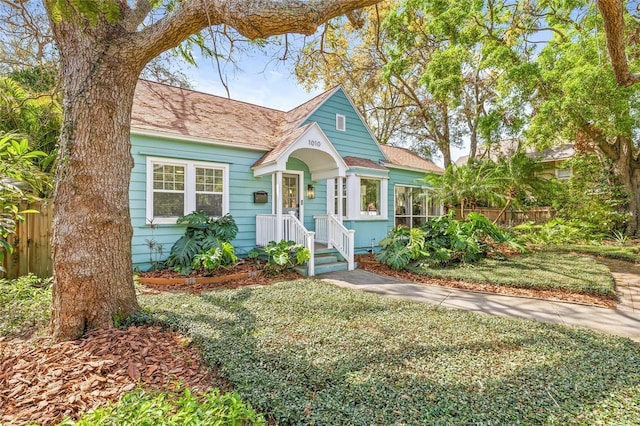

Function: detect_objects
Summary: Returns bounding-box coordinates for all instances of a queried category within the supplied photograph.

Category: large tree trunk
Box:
[597,0,640,87]
[590,130,640,236]
[608,138,640,236]
[50,27,143,340]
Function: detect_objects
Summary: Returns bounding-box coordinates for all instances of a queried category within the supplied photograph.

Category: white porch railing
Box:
[326,213,355,271]
[256,213,315,276]
[314,215,329,244]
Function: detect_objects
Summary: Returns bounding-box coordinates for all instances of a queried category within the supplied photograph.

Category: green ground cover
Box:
[544,244,640,263]
[408,251,616,296]
[140,280,640,425]
[60,388,264,425]
[0,274,51,337]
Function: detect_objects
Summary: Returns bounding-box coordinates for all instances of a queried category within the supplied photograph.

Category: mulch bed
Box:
[0,326,228,426]
[355,254,617,308]
[139,260,300,293]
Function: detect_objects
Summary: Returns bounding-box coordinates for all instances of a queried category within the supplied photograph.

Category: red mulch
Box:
[1,265,302,425]
[355,254,617,308]
[0,326,228,426]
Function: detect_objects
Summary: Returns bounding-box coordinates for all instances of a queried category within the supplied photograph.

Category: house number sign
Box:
[308,139,322,148]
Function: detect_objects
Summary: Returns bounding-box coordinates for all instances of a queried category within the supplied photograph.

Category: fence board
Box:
[2,200,53,279]
[453,207,554,227]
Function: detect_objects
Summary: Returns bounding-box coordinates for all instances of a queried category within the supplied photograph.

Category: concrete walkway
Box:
[321,269,640,342]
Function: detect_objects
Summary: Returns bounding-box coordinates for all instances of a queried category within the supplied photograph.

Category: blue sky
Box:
[186,39,323,111]
[183,44,466,166]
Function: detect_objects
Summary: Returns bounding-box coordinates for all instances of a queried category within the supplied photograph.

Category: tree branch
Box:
[134,0,381,65]
[121,0,154,32]
[597,0,640,87]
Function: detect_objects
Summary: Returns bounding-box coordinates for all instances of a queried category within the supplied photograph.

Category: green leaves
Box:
[0,274,52,337]
[261,240,310,274]
[66,388,265,425]
[377,212,520,269]
[165,213,239,274]
[46,0,121,26]
[192,242,238,271]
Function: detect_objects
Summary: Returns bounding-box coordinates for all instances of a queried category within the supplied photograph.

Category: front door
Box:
[282,173,300,218]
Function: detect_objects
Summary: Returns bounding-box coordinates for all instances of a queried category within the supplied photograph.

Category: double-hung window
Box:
[147,157,228,223]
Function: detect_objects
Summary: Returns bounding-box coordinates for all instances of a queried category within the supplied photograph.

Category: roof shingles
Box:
[132,80,442,175]
[380,145,443,173]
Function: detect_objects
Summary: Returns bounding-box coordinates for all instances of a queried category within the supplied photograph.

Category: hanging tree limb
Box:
[597,0,640,87]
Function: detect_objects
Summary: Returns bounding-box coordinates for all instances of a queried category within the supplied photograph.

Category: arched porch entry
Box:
[252,123,355,275]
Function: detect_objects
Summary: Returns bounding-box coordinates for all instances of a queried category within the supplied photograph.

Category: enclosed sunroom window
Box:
[394,186,440,228]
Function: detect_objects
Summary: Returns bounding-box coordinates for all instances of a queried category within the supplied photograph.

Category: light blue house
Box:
[129,80,443,275]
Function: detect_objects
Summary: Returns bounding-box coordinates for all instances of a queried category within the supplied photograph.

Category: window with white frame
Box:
[395,186,440,228]
[329,175,387,219]
[360,178,382,216]
[336,114,346,131]
[147,157,228,223]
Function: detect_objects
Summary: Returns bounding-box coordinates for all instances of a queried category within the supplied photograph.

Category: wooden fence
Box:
[453,207,554,227]
[1,200,53,279]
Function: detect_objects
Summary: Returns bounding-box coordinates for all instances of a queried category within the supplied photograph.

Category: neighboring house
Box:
[456,140,575,182]
[130,80,443,274]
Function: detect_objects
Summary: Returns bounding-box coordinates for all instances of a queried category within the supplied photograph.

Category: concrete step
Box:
[295,260,356,277]
[314,254,339,265]
[315,247,346,262]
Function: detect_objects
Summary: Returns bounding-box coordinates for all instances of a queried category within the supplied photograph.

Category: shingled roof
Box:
[131,80,283,150]
[380,145,443,173]
[132,80,342,149]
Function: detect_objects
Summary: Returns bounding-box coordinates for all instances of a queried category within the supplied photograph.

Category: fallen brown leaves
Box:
[0,325,225,426]
[355,254,617,308]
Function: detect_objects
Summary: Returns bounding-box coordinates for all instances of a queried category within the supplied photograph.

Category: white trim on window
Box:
[146,156,229,224]
[343,174,388,220]
[329,174,390,221]
[336,114,346,131]
[394,185,441,228]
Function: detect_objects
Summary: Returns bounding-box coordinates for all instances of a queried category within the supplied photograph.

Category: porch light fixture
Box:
[307,184,315,199]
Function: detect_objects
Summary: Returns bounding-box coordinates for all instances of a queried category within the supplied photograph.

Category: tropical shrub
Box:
[191,242,237,271]
[164,212,238,274]
[377,212,522,269]
[512,218,604,245]
[0,134,49,271]
[262,240,310,275]
[552,154,629,235]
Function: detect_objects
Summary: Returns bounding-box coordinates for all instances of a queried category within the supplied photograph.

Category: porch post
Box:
[275,170,283,241]
[337,176,344,221]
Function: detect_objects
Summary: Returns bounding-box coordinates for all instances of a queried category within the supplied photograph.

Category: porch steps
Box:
[295,250,356,277]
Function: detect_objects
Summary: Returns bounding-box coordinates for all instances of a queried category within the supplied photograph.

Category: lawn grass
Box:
[408,251,616,297]
[140,280,640,425]
[543,244,640,263]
